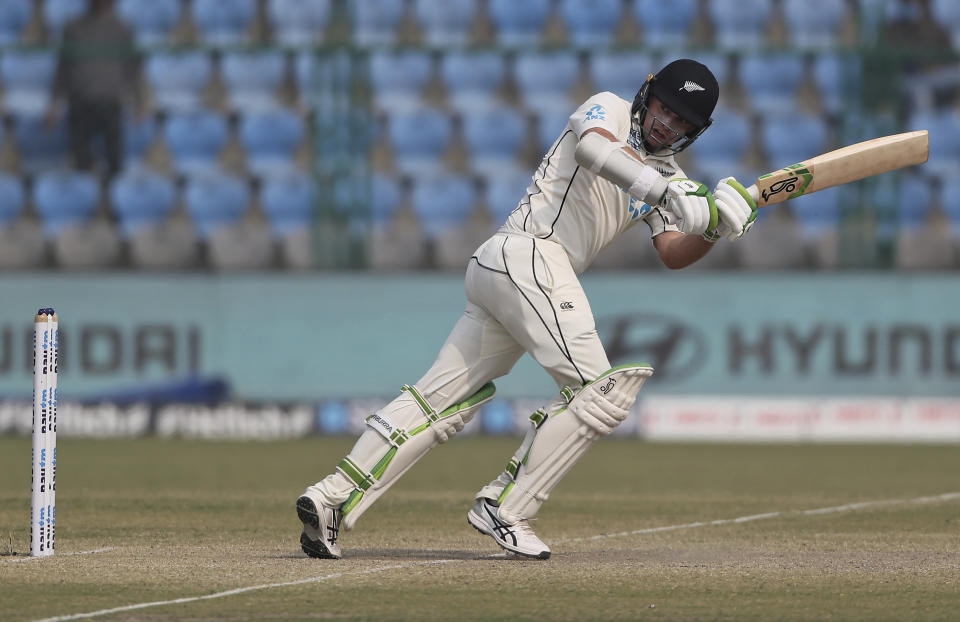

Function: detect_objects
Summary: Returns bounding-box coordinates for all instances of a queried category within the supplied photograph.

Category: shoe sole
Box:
[297,496,340,559]
[467,508,551,560]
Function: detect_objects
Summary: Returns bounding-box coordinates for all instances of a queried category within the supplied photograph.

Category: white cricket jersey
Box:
[501,91,686,274]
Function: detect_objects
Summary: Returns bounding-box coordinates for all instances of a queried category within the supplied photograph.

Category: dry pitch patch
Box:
[1,438,958,621]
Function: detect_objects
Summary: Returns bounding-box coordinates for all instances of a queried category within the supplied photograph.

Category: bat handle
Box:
[745,183,761,207]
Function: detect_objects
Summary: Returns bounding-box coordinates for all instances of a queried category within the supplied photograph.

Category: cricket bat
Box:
[746,130,929,208]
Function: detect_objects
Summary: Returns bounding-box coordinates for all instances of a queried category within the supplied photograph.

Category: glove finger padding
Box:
[664,179,717,236]
[713,177,758,240]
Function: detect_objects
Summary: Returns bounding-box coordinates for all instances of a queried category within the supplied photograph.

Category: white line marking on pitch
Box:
[557,491,960,544]
[30,491,960,622]
[3,547,116,564]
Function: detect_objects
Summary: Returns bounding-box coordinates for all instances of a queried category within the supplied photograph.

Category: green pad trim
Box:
[529,408,548,429]
[496,481,515,506]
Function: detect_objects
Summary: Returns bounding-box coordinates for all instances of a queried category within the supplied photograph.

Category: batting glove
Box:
[713,177,758,241]
[662,178,718,238]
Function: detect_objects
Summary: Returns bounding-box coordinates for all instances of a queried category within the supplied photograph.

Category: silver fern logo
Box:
[680,81,705,92]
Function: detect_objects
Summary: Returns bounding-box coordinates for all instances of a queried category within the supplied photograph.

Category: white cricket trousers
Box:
[313,231,610,506]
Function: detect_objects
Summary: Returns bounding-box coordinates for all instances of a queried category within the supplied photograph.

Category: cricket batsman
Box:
[297,59,758,559]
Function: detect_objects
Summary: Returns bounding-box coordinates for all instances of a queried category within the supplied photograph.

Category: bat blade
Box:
[747,130,929,208]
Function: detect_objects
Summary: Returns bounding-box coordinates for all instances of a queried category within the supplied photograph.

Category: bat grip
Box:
[746,183,761,207]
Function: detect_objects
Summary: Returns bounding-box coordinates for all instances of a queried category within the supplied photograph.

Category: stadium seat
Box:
[739,52,807,116]
[1,50,56,116]
[412,0,478,47]
[410,173,477,238]
[163,108,229,176]
[370,173,406,226]
[145,51,213,112]
[907,109,960,179]
[485,170,532,224]
[44,0,88,40]
[812,53,856,115]
[267,0,332,47]
[534,107,573,154]
[33,170,100,236]
[760,112,829,170]
[109,168,176,236]
[689,106,752,182]
[931,0,960,50]
[940,177,960,231]
[239,107,306,177]
[895,173,935,230]
[440,51,507,114]
[461,104,528,180]
[487,0,550,47]
[116,0,181,46]
[121,114,158,168]
[706,0,773,50]
[558,0,622,47]
[0,0,31,45]
[633,0,698,48]
[220,50,287,112]
[385,107,454,177]
[260,170,316,236]
[0,172,26,225]
[369,50,434,113]
[184,171,251,237]
[191,0,256,47]
[788,184,842,239]
[13,114,68,172]
[782,0,849,50]
[588,51,655,101]
[513,51,580,112]
[350,0,406,46]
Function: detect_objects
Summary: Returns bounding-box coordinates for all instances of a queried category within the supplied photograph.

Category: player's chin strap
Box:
[337,381,496,530]
[491,364,653,525]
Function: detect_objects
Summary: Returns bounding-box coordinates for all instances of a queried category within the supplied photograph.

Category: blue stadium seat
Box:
[369,50,434,112]
[461,105,527,180]
[895,174,935,230]
[534,108,574,154]
[513,51,580,112]
[33,170,100,236]
[739,52,806,116]
[634,0,698,48]
[0,0,31,45]
[44,0,88,40]
[260,171,317,236]
[386,107,454,177]
[689,106,752,182]
[351,0,406,46]
[558,0,622,47]
[485,171,532,224]
[184,172,251,237]
[145,51,213,111]
[488,0,550,47]
[0,172,26,225]
[707,0,773,50]
[788,184,841,237]
[931,0,960,50]
[588,51,655,101]
[812,53,856,115]
[761,112,829,169]
[941,177,960,230]
[783,0,849,50]
[440,51,507,114]
[267,0,332,47]
[117,0,180,46]
[1,50,56,115]
[239,107,306,177]
[413,0,478,47]
[220,50,287,112]
[191,0,256,47]
[410,173,477,237]
[121,114,158,168]
[907,109,960,179]
[13,113,68,172]
[109,169,176,235]
[163,108,229,176]
[371,173,405,225]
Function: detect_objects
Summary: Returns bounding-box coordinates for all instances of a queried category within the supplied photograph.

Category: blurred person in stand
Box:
[45,0,141,179]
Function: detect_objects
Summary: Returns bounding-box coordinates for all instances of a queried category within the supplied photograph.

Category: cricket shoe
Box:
[296,491,342,559]
[467,499,551,559]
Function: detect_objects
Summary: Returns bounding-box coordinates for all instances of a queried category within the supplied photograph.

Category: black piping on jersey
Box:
[500,235,588,386]
[522,129,574,233]
[469,255,507,275]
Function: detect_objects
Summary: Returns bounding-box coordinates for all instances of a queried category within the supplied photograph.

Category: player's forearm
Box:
[652,231,714,270]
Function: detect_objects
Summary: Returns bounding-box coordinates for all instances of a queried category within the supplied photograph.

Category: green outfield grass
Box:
[1,437,958,621]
